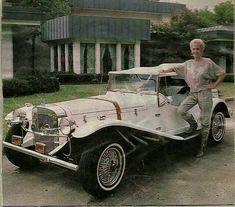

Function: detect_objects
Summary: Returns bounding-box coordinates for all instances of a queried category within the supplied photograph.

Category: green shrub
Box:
[3,78,32,97]
[54,72,79,84]
[23,75,42,93]
[77,74,97,83]
[54,72,109,84]
[224,75,234,82]
[41,77,60,92]
[3,73,60,97]
[96,74,109,83]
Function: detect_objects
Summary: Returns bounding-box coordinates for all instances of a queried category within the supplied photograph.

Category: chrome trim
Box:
[3,141,78,171]
[9,120,23,125]
[23,127,67,138]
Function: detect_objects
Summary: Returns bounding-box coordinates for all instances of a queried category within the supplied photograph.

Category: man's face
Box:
[190,43,203,59]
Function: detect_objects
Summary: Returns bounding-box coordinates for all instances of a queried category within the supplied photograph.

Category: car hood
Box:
[39,91,146,118]
[41,96,117,117]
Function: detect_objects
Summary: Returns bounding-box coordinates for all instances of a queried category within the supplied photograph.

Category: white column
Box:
[95,42,101,74]
[50,45,54,72]
[57,45,61,72]
[116,43,122,71]
[65,44,69,72]
[134,41,140,67]
[73,42,81,74]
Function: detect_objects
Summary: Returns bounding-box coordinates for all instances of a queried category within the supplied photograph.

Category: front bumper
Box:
[3,141,79,171]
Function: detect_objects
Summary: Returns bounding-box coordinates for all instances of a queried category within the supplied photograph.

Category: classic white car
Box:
[3,64,231,198]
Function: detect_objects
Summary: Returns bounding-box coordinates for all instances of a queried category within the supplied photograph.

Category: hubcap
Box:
[212,112,225,141]
[97,143,125,191]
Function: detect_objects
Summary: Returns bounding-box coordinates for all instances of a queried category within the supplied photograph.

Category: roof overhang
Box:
[41,15,150,42]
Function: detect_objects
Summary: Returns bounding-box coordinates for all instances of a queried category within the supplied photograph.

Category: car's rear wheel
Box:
[5,124,39,169]
[79,142,126,198]
[209,111,226,144]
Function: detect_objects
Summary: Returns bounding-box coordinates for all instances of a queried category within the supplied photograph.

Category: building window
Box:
[61,44,65,72]
[54,45,58,72]
[68,43,73,72]
[122,44,134,70]
[101,44,116,74]
[80,43,95,74]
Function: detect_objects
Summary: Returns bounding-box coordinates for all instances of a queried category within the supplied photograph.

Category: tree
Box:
[213,1,234,25]
[195,9,216,27]
[195,1,234,26]
[21,0,72,19]
[170,9,205,31]
[143,1,234,66]
[18,0,71,74]
[147,9,203,65]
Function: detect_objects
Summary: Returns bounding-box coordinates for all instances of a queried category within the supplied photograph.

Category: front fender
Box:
[72,119,185,141]
[5,105,34,123]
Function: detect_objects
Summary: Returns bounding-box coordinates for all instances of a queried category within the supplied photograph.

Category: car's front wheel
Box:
[5,124,39,169]
[79,142,126,198]
[209,111,226,144]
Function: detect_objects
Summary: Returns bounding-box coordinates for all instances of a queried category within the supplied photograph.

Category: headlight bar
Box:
[21,126,67,137]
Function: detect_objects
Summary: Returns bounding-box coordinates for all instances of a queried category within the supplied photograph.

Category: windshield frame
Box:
[108,73,158,94]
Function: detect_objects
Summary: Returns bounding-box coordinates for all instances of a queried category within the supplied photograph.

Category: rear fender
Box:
[212,99,231,118]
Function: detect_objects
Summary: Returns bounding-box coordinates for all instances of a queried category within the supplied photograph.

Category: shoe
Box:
[195,149,204,158]
[195,143,206,158]
[186,122,198,134]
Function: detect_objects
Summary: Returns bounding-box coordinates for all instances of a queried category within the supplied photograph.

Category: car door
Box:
[156,75,199,135]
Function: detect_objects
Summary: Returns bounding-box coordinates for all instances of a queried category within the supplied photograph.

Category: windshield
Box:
[108,74,157,93]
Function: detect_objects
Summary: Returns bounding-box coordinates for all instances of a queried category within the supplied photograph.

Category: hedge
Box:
[3,75,60,97]
[53,72,109,84]
[224,75,234,82]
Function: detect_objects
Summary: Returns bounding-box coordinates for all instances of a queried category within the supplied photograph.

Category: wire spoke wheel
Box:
[79,141,126,198]
[210,111,225,143]
[97,143,125,191]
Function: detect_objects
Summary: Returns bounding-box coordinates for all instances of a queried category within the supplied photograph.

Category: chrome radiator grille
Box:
[32,107,59,154]
[32,107,58,132]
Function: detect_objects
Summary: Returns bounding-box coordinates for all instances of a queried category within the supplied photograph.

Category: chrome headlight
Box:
[59,117,76,135]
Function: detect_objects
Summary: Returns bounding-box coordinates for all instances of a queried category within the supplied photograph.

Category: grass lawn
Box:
[2,82,235,138]
[218,82,235,98]
[3,84,107,117]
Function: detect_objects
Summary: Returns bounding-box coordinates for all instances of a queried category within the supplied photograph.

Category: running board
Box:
[176,131,200,140]
[3,141,79,171]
